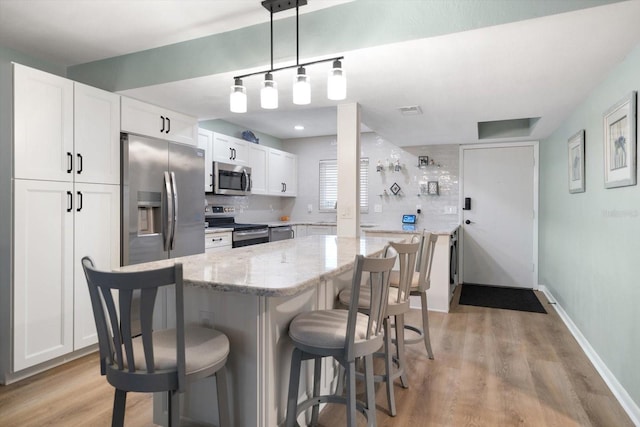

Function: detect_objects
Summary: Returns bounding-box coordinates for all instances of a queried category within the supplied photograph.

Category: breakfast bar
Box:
[119,234,395,427]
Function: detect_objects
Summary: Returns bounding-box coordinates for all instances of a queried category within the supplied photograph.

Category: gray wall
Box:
[539,42,640,409]
[283,133,459,230]
[0,45,66,383]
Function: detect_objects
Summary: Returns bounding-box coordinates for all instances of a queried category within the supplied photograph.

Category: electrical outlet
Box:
[307,204,313,213]
[444,206,458,214]
[374,204,382,213]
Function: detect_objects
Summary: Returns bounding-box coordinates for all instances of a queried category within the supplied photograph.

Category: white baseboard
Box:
[539,285,640,426]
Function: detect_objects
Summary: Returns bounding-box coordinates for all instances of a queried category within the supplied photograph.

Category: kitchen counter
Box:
[204,227,233,233]
[117,235,397,427]
[263,220,459,235]
[119,235,391,297]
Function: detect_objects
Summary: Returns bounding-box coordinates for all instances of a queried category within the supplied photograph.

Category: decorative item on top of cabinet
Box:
[121,96,198,146]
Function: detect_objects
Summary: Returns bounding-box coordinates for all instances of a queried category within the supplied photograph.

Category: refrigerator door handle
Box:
[170,171,178,250]
[163,171,173,252]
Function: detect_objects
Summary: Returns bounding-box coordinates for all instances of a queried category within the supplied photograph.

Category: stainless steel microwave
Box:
[212,161,252,195]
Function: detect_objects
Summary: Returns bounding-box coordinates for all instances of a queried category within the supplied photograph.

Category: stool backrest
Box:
[345,246,397,362]
[81,256,187,392]
[417,232,438,292]
[388,239,420,304]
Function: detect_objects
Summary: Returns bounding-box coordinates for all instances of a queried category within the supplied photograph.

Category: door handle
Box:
[77,153,83,174]
[66,191,73,212]
[67,152,73,173]
[163,171,173,252]
[170,171,178,250]
[160,116,165,133]
[165,117,170,134]
[76,191,83,212]
[465,219,472,225]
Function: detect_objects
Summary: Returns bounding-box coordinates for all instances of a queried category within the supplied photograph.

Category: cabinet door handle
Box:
[66,191,73,212]
[67,152,73,173]
[77,191,83,212]
[160,115,165,133]
[165,117,170,134]
[211,237,222,242]
[77,153,83,174]
[233,148,236,159]
[284,182,287,192]
[209,173,213,188]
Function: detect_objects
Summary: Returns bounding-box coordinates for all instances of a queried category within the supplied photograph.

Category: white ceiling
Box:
[3,1,640,146]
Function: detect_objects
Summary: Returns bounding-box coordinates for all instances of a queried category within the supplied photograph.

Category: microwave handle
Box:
[242,170,251,192]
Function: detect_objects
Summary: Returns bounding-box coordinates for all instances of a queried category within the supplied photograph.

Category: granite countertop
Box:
[118,235,393,297]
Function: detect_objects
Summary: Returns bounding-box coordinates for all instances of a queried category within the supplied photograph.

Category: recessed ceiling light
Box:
[294,125,305,130]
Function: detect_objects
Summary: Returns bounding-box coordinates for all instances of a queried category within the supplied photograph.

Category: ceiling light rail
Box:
[229,0,347,113]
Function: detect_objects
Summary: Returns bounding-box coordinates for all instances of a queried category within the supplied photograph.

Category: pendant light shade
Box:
[260,73,278,109]
[327,59,347,101]
[229,78,247,113]
[292,67,311,105]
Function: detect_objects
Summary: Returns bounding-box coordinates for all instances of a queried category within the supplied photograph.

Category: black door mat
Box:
[459,283,547,313]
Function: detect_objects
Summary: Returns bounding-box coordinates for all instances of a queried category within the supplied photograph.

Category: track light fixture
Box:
[229,0,346,113]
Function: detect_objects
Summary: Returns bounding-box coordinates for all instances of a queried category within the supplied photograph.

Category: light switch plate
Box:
[374,204,382,213]
[307,204,313,213]
[444,206,458,214]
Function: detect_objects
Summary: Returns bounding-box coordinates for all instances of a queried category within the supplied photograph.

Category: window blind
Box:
[319,158,369,213]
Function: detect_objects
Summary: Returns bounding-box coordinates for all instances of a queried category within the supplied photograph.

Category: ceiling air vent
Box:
[398,105,423,116]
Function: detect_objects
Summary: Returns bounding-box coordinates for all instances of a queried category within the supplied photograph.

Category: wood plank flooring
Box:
[0,287,633,426]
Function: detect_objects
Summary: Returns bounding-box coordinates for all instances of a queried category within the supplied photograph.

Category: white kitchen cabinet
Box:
[12,64,121,371]
[294,224,307,238]
[74,83,121,185]
[13,180,121,370]
[267,148,297,197]
[13,63,74,182]
[13,65,121,185]
[205,230,232,253]
[121,96,198,146]
[248,143,268,195]
[73,183,120,349]
[13,180,74,371]
[212,133,249,166]
[198,128,214,192]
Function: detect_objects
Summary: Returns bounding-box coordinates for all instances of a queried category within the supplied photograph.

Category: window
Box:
[319,158,369,213]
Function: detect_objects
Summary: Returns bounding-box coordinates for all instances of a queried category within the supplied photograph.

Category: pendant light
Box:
[230,78,247,113]
[261,72,278,109]
[293,66,310,105]
[229,0,346,113]
[327,59,346,100]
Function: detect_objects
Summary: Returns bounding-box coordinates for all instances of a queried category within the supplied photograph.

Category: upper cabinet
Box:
[248,144,268,195]
[14,64,74,182]
[198,128,214,193]
[121,97,197,146]
[74,83,121,185]
[212,133,249,166]
[267,148,297,197]
[13,64,120,185]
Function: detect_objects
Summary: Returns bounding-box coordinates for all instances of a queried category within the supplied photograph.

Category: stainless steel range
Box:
[205,215,269,248]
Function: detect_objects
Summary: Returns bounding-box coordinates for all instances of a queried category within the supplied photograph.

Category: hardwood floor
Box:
[0,287,633,426]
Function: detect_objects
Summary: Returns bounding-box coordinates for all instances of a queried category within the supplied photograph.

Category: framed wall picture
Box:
[568,130,585,193]
[603,91,637,188]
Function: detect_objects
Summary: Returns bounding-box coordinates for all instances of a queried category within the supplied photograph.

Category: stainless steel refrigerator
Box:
[121,133,205,266]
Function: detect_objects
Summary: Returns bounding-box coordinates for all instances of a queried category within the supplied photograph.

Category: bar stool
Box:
[81,257,231,427]
[338,238,420,417]
[285,248,397,427]
[389,231,438,359]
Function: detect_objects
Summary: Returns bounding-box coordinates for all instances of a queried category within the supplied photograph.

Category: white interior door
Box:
[461,144,537,289]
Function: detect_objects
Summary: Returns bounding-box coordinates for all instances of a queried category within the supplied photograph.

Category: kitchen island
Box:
[118,235,395,427]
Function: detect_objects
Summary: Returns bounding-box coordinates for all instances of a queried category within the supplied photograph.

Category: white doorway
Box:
[460,142,538,289]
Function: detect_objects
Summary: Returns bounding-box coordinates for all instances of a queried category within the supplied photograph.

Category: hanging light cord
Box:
[296,0,299,67]
[270,7,274,71]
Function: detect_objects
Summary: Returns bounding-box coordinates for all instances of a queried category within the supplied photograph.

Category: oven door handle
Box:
[234,229,268,237]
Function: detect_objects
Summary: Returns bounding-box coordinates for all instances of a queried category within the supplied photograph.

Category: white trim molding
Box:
[539,285,640,426]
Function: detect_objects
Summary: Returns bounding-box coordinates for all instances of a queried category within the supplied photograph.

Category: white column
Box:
[336,103,360,237]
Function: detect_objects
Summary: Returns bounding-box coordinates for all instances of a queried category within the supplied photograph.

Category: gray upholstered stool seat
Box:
[289,310,372,350]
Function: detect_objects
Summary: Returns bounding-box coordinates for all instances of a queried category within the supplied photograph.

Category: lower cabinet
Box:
[13,179,120,371]
[205,231,232,253]
[306,225,336,236]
